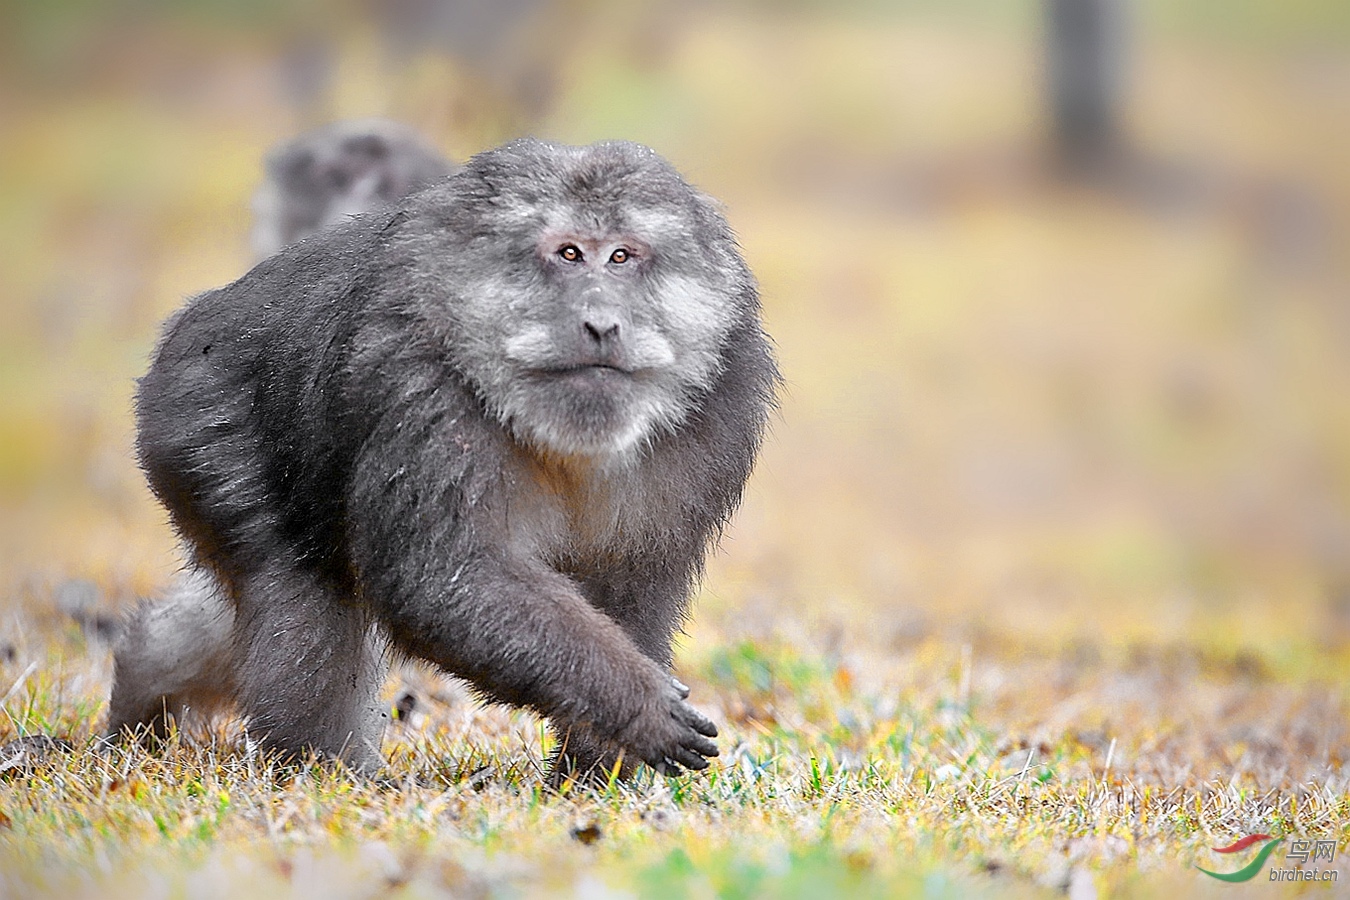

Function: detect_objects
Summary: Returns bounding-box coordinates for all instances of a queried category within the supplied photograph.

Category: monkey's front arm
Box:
[346,436,717,775]
[385,551,718,773]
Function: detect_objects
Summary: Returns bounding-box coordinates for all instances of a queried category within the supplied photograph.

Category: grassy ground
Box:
[1,5,1348,897]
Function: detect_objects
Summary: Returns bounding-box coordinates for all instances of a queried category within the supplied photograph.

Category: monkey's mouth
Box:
[542,363,634,379]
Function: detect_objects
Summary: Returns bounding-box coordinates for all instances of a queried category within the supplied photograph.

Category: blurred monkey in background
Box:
[250,118,455,258]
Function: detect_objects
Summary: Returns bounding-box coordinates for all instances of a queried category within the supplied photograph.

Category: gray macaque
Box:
[250,118,455,259]
[108,139,779,784]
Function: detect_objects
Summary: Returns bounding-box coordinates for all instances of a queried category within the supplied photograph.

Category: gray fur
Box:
[111,138,778,782]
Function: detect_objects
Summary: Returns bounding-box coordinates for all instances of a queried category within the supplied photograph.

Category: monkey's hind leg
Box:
[231,565,389,775]
[106,566,238,744]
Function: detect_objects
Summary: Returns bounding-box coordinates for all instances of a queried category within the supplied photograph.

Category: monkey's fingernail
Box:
[672,679,690,698]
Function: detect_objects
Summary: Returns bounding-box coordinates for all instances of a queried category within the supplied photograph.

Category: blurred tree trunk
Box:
[1046,0,1127,173]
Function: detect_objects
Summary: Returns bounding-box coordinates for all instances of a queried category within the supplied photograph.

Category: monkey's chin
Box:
[505,369,673,460]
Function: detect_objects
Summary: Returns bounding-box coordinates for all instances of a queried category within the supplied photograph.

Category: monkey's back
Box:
[135,218,392,588]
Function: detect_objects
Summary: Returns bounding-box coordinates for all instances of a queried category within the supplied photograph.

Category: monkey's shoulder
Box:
[180,213,394,333]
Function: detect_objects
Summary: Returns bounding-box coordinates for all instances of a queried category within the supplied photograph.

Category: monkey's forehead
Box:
[449,139,709,237]
[534,203,693,242]
[472,141,693,203]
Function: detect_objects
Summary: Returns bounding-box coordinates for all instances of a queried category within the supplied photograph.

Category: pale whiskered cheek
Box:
[503,325,555,365]
[450,279,541,369]
[653,274,733,346]
[626,329,676,369]
[649,274,734,389]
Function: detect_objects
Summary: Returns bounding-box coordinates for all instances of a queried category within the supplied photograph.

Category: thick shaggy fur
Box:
[110,139,778,781]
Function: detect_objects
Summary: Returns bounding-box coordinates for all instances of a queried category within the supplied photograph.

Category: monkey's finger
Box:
[677,705,719,739]
[671,678,691,699]
[683,733,719,759]
[668,747,709,771]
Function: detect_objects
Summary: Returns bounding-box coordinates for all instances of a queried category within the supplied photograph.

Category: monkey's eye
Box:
[609,248,631,265]
[558,244,583,262]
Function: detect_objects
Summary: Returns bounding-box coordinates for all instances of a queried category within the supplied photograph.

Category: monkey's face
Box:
[409,140,753,460]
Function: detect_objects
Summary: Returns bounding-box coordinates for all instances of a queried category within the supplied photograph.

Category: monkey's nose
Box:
[582,313,621,346]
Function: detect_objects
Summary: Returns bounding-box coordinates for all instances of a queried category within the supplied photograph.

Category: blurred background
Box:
[1,0,1348,672]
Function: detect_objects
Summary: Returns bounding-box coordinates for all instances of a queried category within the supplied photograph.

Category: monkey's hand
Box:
[617,676,719,776]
